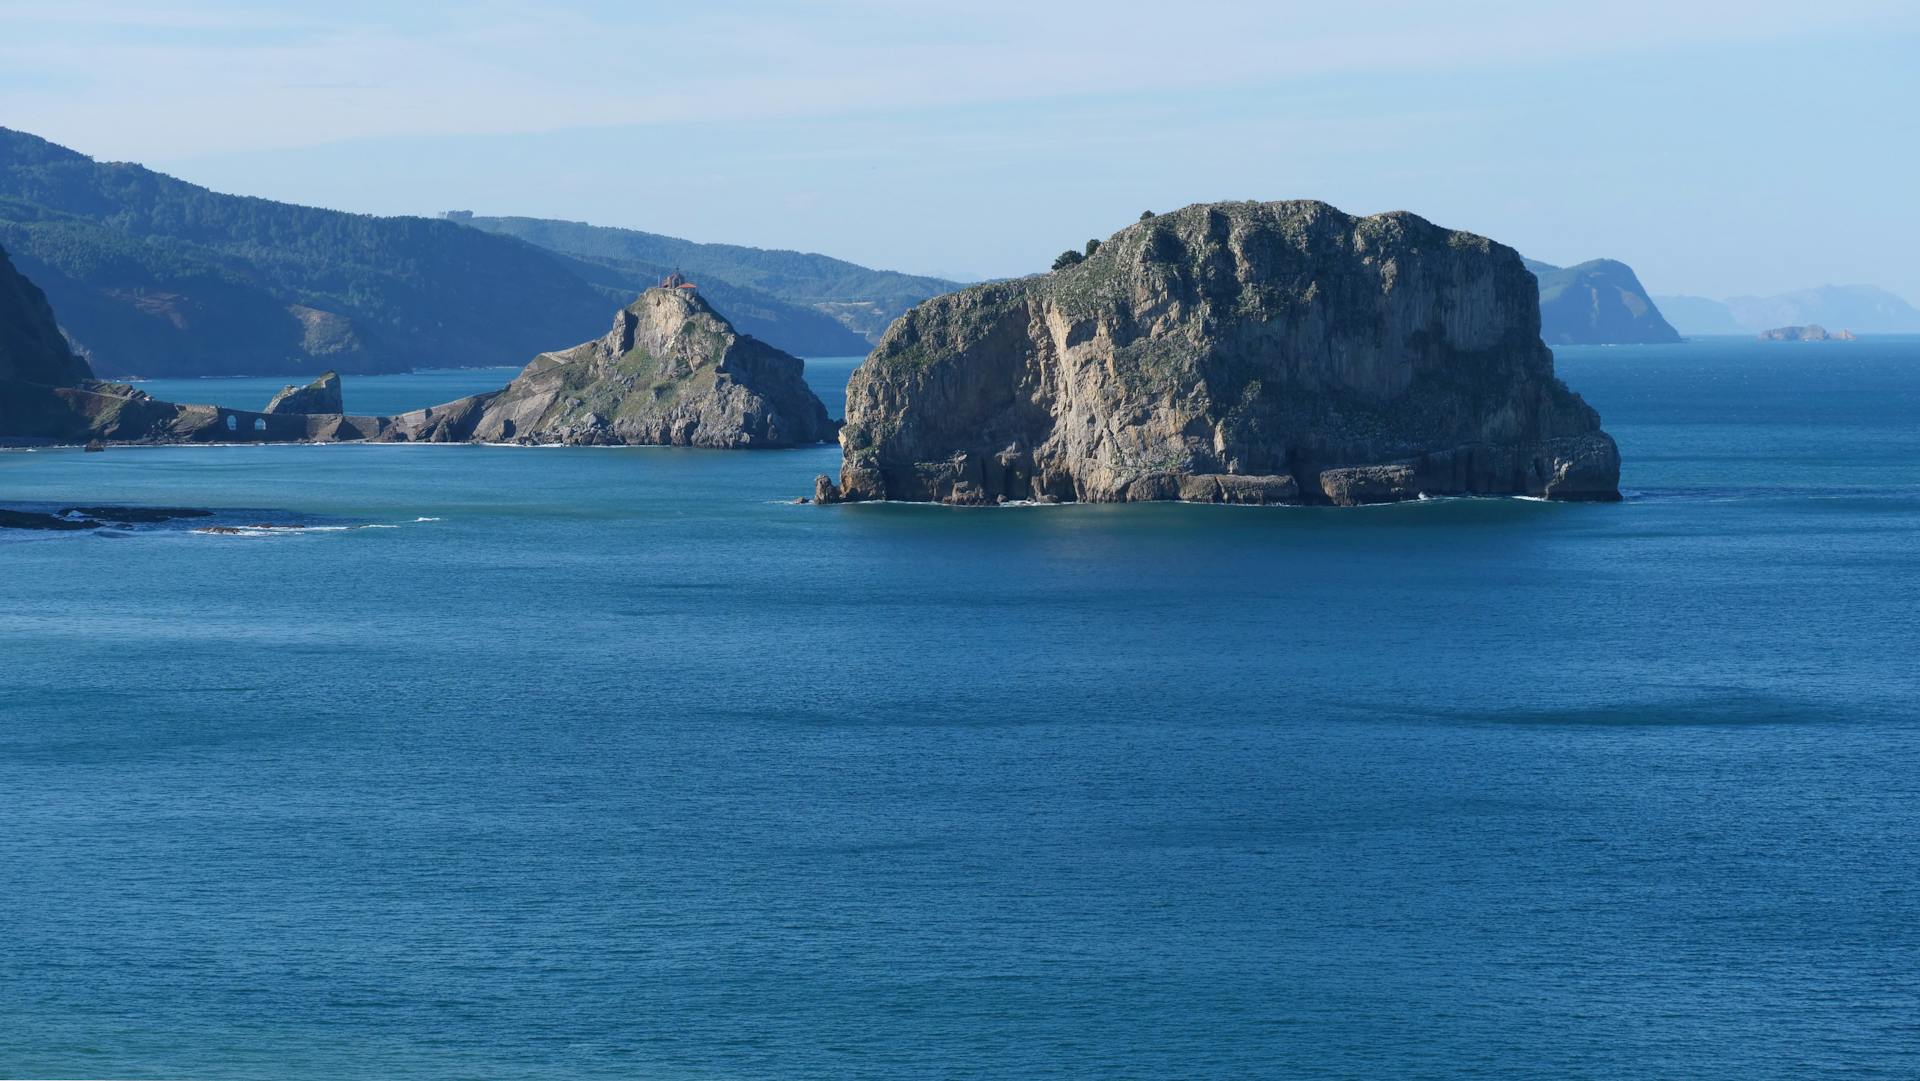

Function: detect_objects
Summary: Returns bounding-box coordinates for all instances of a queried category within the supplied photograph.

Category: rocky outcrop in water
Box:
[383,288,834,447]
[822,200,1619,506]
[264,371,343,414]
[1758,324,1856,342]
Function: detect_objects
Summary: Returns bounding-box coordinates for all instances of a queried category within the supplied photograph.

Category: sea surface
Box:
[3,338,1918,1079]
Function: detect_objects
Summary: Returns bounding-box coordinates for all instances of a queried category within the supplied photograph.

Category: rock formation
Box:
[382,287,834,447]
[823,200,1619,506]
[1758,324,1856,342]
[263,371,344,414]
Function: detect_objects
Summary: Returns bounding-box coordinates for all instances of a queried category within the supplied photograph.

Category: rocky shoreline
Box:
[2,281,836,451]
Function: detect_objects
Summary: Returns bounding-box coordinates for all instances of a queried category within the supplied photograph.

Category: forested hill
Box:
[453,214,961,342]
[0,129,874,376]
[0,127,625,377]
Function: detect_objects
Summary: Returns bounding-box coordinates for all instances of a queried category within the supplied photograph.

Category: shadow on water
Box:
[1344,689,1887,728]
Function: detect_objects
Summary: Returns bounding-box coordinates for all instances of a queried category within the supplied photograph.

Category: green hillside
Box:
[0,127,627,377]
[453,214,961,341]
[0,129,875,377]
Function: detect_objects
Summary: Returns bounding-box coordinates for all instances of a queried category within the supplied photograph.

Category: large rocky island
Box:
[1,275,835,450]
[819,200,1619,506]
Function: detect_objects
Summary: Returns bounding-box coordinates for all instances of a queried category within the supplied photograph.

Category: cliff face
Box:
[1,242,90,387]
[1527,258,1681,345]
[828,201,1619,506]
[0,242,97,438]
[384,288,833,447]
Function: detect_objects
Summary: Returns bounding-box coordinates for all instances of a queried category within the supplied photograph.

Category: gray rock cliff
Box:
[825,200,1619,506]
[384,288,834,447]
[263,371,343,414]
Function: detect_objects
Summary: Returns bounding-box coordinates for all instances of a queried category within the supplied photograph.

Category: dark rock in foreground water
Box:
[0,508,99,531]
[825,200,1620,506]
[0,505,214,531]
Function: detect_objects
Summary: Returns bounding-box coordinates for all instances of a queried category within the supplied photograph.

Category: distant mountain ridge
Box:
[0,128,916,377]
[1524,257,1680,345]
[1653,285,1920,336]
[450,214,962,342]
[0,127,620,378]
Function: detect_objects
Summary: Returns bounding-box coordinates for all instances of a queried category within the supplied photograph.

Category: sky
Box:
[2,0,1916,298]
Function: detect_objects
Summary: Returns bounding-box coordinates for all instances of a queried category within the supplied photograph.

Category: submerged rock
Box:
[60,505,214,524]
[0,508,99,531]
[833,200,1620,506]
[263,371,344,414]
[384,288,835,447]
[0,504,217,531]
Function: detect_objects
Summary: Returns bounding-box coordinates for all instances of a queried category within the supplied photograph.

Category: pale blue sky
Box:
[3,1,1916,298]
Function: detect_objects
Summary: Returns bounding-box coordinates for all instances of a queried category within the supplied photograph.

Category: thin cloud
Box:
[5,0,1915,158]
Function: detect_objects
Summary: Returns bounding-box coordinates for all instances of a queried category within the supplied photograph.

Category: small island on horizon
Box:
[1758,324,1858,342]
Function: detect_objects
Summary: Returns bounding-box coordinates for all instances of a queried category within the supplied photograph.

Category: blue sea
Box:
[3,337,1918,1079]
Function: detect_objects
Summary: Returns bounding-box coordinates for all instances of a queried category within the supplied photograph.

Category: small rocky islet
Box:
[385,284,835,447]
[5,201,1622,511]
[1758,324,1857,342]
